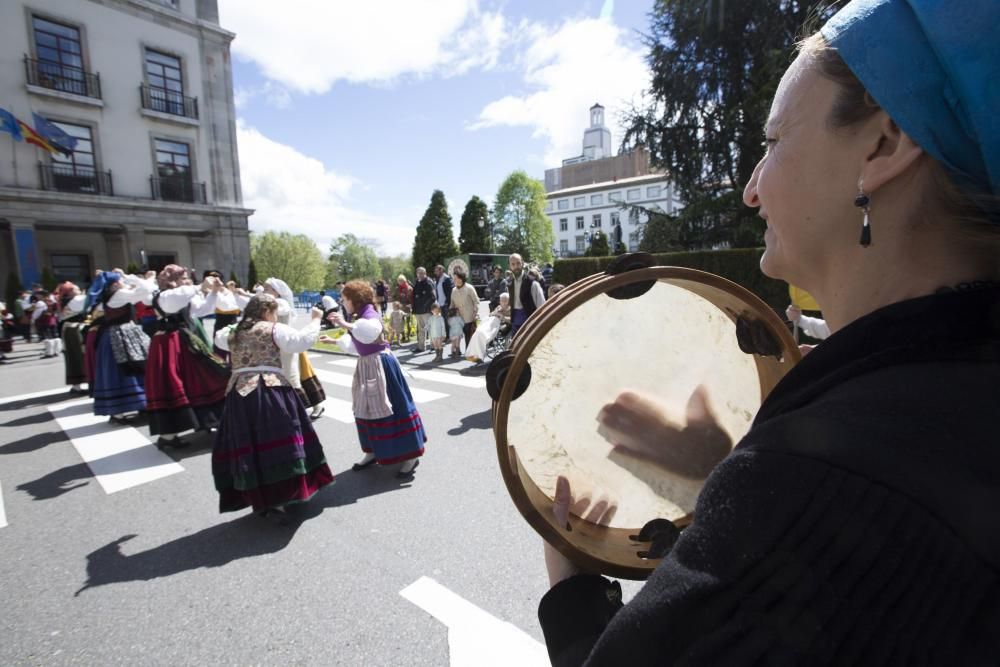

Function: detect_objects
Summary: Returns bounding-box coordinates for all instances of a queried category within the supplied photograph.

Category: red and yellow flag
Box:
[17,119,60,155]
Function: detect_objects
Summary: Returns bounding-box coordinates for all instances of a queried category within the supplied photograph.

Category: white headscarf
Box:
[264,277,293,305]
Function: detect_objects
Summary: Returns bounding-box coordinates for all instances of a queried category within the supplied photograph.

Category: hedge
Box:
[552,248,789,313]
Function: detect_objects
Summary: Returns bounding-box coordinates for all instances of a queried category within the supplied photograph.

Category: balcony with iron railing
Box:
[38,163,113,196]
[150,175,206,204]
[24,55,102,99]
[140,83,198,120]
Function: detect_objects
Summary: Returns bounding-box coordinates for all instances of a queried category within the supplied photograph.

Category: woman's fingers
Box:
[553,475,572,528]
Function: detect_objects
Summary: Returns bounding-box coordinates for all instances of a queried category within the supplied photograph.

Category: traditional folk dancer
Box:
[57,281,88,395]
[212,294,335,516]
[465,292,511,363]
[86,271,150,423]
[322,280,425,478]
[141,265,230,448]
[263,278,326,420]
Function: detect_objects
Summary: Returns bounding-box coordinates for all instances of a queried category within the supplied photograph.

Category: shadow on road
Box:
[447,408,492,436]
[0,392,74,413]
[1,411,55,428]
[75,467,413,594]
[17,460,91,499]
[0,430,65,455]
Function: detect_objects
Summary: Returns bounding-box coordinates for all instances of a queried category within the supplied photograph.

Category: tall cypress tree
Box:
[457,196,491,254]
[412,190,458,271]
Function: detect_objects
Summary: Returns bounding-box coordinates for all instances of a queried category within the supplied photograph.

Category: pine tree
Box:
[229,270,239,287]
[126,261,140,275]
[5,271,23,309]
[40,267,58,290]
[247,257,259,287]
[412,190,458,272]
[457,196,491,254]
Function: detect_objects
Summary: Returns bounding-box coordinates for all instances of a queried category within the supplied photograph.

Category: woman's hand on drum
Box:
[597,386,732,480]
[544,475,616,587]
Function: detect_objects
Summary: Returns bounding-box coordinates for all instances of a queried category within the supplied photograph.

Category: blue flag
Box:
[31,112,76,156]
[0,107,22,141]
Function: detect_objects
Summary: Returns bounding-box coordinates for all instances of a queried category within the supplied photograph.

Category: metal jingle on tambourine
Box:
[491,266,800,580]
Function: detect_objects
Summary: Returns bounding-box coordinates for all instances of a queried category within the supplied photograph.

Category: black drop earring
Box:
[854,184,871,247]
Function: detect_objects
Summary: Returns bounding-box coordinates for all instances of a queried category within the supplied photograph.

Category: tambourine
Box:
[487,254,800,579]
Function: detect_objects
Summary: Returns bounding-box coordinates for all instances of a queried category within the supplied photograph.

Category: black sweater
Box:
[539,286,1000,665]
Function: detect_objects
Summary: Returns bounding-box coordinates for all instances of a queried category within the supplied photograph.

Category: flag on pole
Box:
[17,119,61,155]
[31,112,76,156]
[789,285,821,311]
[0,107,22,141]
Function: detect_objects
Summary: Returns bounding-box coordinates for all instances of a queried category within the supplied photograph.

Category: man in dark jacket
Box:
[434,264,453,314]
[485,266,507,311]
[506,254,545,334]
[411,266,437,353]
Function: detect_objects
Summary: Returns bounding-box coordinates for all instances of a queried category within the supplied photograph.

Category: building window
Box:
[575,216,584,230]
[646,185,662,198]
[609,192,621,202]
[590,194,603,206]
[573,196,586,208]
[610,211,620,227]
[42,121,111,195]
[629,208,641,225]
[557,199,569,211]
[545,201,553,212]
[50,253,91,286]
[145,49,186,115]
[627,188,641,201]
[592,214,602,228]
[575,236,585,253]
[153,138,200,202]
[559,239,569,254]
[559,218,568,232]
[146,254,176,272]
[31,17,90,96]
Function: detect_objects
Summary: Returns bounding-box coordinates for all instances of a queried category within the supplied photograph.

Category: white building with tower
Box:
[0,0,251,294]
[544,104,681,257]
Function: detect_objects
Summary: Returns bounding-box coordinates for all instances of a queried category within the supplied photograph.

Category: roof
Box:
[546,173,669,197]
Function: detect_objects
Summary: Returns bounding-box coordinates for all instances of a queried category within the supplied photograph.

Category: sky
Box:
[220,0,654,257]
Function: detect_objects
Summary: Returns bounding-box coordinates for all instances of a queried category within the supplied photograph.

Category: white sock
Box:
[357,452,375,465]
[400,459,418,473]
[311,402,324,416]
[160,433,177,440]
[55,339,63,354]
[71,384,82,391]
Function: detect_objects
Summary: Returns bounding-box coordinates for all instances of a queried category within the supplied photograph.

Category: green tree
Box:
[250,231,325,292]
[378,254,412,284]
[228,270,239,287]
[126,261,141,275]
[622,0,846,248]
[40,267,58,290]
[247,257,259,287]
[327,233,380,284]
[412,190,458,273]
[457,195,491,253]
[586,230,611,256]
[492,171,555,264]
[5,271,23,310]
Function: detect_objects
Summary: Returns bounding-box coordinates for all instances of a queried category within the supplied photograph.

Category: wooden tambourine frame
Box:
[488,258,800,580]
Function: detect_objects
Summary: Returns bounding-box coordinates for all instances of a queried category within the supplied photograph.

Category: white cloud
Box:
[234,81,292,110]
[237,121,417,255]
[220,0,508,93]
[469,16,649,167]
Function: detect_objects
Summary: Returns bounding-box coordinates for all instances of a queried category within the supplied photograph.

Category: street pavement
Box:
[0,307,642,666]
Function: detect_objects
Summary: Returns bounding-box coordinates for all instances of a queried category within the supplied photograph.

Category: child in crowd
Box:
[388,301,405,347]
[428,303,446,361]
[447,306,465,358]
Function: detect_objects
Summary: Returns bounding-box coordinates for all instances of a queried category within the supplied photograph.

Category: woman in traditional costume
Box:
[536,1,1000,663]
[57,281,88,395]
[141,264,229,448]
[263,277,326,420]
[211,294,334,516]
[86,271,149,422]
[322,279,425,478]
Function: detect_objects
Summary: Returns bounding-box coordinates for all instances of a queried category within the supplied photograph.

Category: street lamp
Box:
[476,214,493,253]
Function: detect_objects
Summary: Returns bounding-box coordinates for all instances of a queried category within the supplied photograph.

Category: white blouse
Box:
[155,285,219,317]
[335,316,383,354]
[214,318,321,354]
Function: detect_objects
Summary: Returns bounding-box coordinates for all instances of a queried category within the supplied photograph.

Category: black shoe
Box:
[396,459,420,479]
[309,406,325,421]
[109,415,133,425]
[68,387,88,396]
[352,457,378,471]
[156,436,188,449]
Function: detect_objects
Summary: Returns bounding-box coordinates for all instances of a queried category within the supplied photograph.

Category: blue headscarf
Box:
[821,0,999,199]
[85,271,121,311]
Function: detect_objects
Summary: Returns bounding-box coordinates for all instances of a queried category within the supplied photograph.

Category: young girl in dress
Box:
[212,294,334,517]
[447,306,465,358]
[428,303,446,362]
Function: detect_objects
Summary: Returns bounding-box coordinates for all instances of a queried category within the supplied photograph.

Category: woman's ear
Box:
[859,113,925,194]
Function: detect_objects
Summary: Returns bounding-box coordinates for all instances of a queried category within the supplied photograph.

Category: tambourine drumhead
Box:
[492,266,800,579]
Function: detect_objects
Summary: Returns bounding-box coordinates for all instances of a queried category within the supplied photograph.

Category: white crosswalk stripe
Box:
[47,399,184,494]
[0,481,7,528]
[320,397,356,424]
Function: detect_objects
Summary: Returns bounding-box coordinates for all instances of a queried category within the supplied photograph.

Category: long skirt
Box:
[145,330,229,435]
[62,321,87,386]
[298,354,326,408]
[92,328,147,416]
[84,327,99,390]
[212,381,334,513]
[355,353,426,464]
